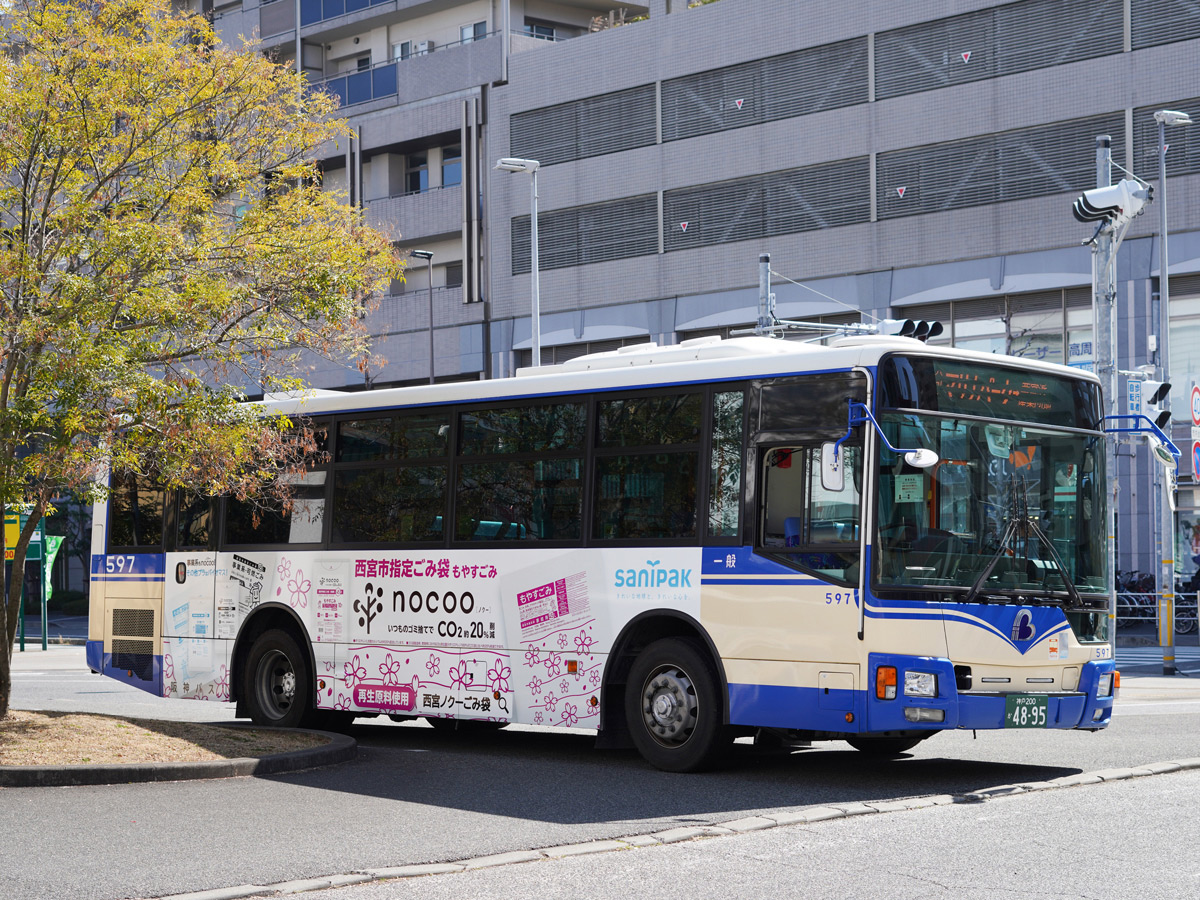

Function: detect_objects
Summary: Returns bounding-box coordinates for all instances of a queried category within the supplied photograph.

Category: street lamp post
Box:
[494,157,542,367]
[1153,109,1192,675]
[411,249,434,384]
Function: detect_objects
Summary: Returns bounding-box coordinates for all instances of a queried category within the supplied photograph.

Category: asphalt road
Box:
[292,768,1200,900]
[4,645,1200,900]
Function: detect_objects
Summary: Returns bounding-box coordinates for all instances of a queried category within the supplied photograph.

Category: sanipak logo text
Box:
[614,559,693,589]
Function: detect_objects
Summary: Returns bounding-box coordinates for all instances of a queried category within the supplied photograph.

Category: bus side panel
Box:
[701,549,867,733]
[161,553,226,700]
[91,553,164,696]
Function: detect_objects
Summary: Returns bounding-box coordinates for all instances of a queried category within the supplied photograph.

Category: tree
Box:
[0,0,401,717]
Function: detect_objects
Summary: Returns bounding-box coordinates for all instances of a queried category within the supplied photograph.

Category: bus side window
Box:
[708,390,744,540]
[175,492,213,550]
[758,444,861,586]
[108,471,165,551]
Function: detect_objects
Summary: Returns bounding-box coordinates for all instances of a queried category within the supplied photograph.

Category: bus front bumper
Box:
[863,653,1116,733]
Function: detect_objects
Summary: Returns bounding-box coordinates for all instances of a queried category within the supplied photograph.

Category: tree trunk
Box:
[1,502,49,719]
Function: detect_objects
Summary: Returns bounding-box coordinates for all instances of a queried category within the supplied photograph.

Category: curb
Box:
[153,756,1200,900]
[0,725,356,787]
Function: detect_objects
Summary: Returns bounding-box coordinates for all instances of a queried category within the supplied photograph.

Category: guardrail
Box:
[1117,591,1198,634]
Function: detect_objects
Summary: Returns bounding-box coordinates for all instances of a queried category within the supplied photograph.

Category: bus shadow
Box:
[267,721,1082,826]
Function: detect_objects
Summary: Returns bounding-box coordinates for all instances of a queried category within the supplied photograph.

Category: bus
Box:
[87,333,1118,771]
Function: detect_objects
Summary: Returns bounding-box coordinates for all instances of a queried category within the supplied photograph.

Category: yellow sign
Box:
[4,512,43,561]
[4,513,16,560]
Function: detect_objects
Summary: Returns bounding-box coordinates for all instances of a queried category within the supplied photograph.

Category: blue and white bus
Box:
[87,334,1117,770]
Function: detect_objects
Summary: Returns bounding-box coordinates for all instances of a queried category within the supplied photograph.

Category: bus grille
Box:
[112,608,155,638]
[112,638,154,680]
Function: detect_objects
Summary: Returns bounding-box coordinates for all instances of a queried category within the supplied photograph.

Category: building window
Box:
[406,151,428,194]
[392,41,411,61]
[460,21,486,44]
[355,54,370,72]
[525,19,555,40]
[441,144,462,187]
[445,262,463,287]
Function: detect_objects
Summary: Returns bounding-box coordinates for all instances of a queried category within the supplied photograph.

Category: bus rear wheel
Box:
[243,629,312,729]
[625,638,728,772]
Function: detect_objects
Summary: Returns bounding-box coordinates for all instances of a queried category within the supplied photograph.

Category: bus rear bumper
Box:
[87,639,163,697]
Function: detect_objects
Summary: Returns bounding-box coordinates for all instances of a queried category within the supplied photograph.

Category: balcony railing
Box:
[300,0,391,28]
[312,30,497,109]
[317,59,398,108]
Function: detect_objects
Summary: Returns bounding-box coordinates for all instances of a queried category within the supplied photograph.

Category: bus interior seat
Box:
[784,517,801,546]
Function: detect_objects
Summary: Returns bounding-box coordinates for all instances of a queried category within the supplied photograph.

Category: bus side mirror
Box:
[904,448,940,468]
[821,442,844,492]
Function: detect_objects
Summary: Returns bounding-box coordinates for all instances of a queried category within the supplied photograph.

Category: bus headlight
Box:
[904,671,938,698]
[1096,672,1113,698]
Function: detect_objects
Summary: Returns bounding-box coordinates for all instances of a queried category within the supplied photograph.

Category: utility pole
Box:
[1152,108,1191,675]
[1089,135,1120,659]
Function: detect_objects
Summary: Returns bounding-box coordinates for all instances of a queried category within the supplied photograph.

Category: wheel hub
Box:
[641,666,697,747]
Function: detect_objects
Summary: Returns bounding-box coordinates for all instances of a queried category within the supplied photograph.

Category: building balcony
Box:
[365,183,462,242]
[309,32,503,111]
[364,285,484,337]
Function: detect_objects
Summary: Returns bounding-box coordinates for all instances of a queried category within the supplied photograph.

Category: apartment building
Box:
[204,0,1200,580]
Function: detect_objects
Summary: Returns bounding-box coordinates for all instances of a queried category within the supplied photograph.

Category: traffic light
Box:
[1143,380,1172,430]
[876,319,944,342]
[1072,179,1152,229]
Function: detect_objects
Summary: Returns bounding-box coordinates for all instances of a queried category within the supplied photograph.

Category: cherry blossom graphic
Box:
[380,654,402,686]
[574,631,594,655]
[163,653,174,681]
[449,663,469,689]
[544,692,559,712]
[214,665,230,701]
[557,633,569,649]
[561,703,579,727]
[343,654,367,687]
[287,569,312,609]
[524,647,541,666]
[590,669,601,686]
[543,653,562,678]
[426,654,441,676]
[334,694,352,711]
[527,675,543,695]
[276,558,292,580]
[559,679,569,694]
[487,664,511,693]
[535,711,544,724]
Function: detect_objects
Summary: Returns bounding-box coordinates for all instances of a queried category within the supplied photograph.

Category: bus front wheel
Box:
[243,629,312,728]
[625,638,728,772]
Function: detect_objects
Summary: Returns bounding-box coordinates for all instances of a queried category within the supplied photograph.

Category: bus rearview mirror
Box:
[820,442,845,492]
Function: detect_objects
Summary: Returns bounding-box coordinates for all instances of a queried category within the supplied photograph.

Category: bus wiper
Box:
[963,481,1081,607]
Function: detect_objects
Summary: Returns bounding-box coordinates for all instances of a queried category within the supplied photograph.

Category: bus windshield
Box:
[874,357,1107,610]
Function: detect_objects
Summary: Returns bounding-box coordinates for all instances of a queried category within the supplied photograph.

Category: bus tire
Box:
[243,629,312,728]
[845,734,926,756]
[625,637,728,772]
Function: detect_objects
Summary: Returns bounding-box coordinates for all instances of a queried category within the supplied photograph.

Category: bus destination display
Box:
[934,364,1057,417]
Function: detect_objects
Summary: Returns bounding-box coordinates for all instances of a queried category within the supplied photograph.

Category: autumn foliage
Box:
[0,0,401,714]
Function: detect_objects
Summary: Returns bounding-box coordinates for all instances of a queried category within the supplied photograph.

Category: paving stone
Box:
[543,840,627,859]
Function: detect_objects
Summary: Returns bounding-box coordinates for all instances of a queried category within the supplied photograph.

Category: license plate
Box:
[1005,694,1048,728]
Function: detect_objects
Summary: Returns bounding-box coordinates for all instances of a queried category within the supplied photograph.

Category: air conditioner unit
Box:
[416,40,433,55]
